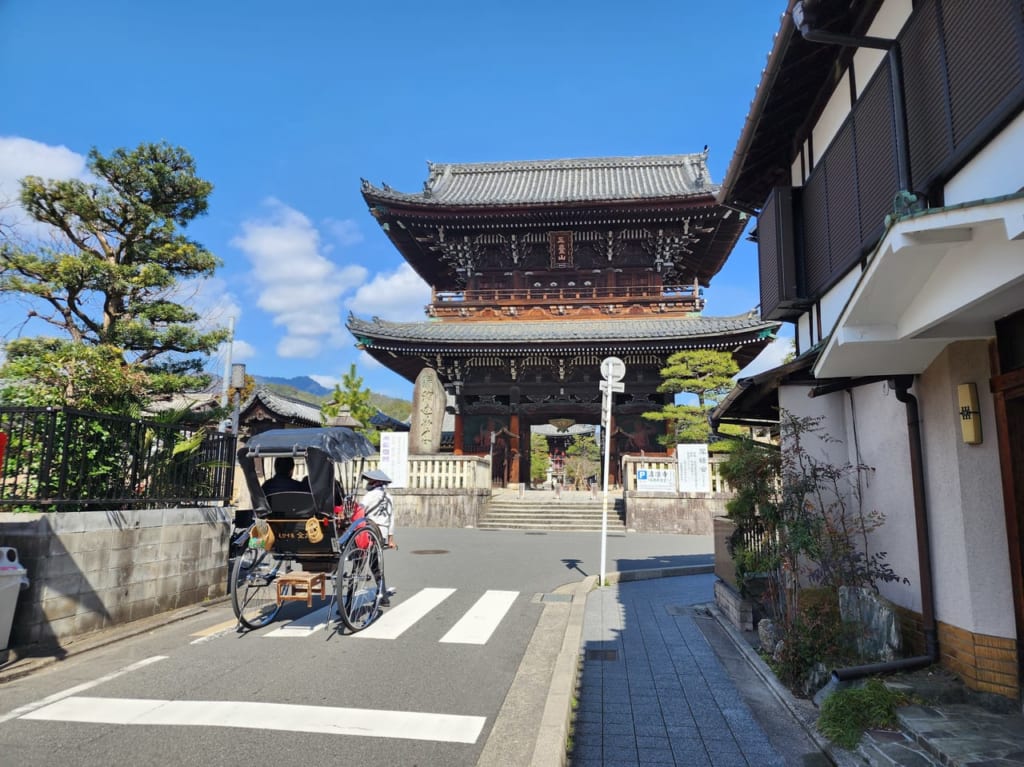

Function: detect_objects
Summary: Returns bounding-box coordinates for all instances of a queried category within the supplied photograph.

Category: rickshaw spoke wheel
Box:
[336,521,384,632]
[231,547,285,629]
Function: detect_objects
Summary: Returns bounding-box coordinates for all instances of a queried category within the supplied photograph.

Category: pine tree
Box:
[0,142,228,407]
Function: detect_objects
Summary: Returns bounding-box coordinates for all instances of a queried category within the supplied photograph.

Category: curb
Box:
[503,564,714,767]
[703,602,861,767]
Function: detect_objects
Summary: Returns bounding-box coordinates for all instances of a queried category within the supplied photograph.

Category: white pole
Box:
[219,316,235,432]
[599,385,611,587]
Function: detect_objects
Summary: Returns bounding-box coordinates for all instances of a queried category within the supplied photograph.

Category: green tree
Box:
[564,433,601,488]
[643,349,739,449]
[530,432,550,486]
[0,337,148,411]
[0,142,228,406]
[322,363,380,446]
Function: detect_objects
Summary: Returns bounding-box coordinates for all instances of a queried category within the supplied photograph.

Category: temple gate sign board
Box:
[410,367,446,454]
[348,153,781,483]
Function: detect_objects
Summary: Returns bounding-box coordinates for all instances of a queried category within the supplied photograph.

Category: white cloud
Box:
[346,262,431,322]
[324,217,364,247]
[0,136,90,239]
[232,199,369,359]
[229,339,257,363]
[309,374,339,390]
[737,336,795,379]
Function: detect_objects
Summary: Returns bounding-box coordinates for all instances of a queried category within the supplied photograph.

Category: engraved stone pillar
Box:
[410,367,446,454]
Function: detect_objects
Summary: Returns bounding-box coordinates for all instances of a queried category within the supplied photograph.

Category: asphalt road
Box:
[0,528,712,767]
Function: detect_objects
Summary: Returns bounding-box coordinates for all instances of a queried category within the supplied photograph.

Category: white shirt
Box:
[361,485,394,537]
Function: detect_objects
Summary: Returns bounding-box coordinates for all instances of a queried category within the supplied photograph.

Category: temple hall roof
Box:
[348,312,775,346]
[362,152,716,208]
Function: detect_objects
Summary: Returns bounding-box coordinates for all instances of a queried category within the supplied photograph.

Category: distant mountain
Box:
[254,375,332,397]
[251,375,412,421]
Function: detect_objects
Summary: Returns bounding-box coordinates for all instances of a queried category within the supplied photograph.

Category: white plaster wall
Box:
[796,311,814,352]
[917,341,1015,637]
[853,0,913,96]
[846,383,921,612]
[811,72,852,168]
[944,110,1024,205]
[819,268,862,339]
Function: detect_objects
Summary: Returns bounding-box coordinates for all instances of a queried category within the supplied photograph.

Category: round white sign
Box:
[600,356,626,382]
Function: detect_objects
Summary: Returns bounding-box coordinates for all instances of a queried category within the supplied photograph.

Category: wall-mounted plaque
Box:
[549,231,573,269]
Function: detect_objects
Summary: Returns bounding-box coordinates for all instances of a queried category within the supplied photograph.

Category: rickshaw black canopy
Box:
[237,427,376,517]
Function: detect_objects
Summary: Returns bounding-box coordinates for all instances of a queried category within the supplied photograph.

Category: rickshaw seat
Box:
[266,491,317,517]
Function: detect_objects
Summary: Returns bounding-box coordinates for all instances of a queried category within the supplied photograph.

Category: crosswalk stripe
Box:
[264,605,332,637]
[20,696,486,744]
[440,590,518,645]
[353,587,455,640]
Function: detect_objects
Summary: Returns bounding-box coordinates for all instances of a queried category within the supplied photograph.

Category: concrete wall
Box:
[0,507,232,650]
[623,492,728,534]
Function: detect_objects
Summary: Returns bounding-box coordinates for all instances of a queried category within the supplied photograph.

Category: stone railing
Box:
[361,455,491,489]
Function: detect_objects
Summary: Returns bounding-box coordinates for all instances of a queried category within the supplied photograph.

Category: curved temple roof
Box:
[362,152,716,208]
[348,312,775,346]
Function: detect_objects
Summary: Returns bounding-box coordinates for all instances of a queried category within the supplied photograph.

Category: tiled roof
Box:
[347,313,776,346]
[243,387,323,424]
[362,153,716,207]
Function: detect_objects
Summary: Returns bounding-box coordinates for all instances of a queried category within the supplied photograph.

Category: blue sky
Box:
[1,1,792,399]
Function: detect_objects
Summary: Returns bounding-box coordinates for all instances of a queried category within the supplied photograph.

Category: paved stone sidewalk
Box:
[570,574,788,767]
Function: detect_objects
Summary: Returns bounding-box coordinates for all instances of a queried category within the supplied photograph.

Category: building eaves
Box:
[347,313,779,346]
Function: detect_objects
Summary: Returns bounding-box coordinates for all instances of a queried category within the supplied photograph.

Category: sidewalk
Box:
[567,573,836,767]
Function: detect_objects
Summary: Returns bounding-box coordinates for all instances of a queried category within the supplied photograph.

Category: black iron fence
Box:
[0,406,236,512]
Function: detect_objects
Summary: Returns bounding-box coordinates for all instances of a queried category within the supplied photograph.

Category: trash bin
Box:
[0,547,29,662]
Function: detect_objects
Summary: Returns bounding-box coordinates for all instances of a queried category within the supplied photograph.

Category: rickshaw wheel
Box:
[336,520,384,632]
[232,547,286,629]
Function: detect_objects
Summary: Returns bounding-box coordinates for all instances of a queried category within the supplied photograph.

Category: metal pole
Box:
[600,385,611,586]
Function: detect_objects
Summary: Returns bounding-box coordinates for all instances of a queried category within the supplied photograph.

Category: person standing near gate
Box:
[360,469,396,550]
[360,469,396,607]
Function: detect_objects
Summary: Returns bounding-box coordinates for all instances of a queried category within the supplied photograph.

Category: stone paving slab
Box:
[569,575,792,766]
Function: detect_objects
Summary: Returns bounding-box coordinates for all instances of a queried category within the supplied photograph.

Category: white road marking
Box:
[353,587,455,640]
[0,656,168,724]
[264,605,332,637]
[440,590,518,645]
[21,696,486,743]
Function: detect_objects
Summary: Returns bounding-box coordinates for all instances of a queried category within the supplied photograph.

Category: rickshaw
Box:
[232,426,385,633]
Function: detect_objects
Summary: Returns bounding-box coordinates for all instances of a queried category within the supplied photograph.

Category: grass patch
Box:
[817,677,913,749]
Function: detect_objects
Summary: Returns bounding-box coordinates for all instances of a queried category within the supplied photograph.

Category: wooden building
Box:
[349,153,781,485]
[712,0,1024,701]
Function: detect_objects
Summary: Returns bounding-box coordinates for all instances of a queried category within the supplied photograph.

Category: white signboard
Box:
[635,467,676,493]
[378,432,409,488]
[677,444,710,493]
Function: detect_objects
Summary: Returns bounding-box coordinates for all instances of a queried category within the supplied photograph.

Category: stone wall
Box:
[623,491,728,534]
[0,507,232,650]
[391,488,489,529]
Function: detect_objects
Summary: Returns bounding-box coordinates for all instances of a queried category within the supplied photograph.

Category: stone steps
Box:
[478,497,625,532]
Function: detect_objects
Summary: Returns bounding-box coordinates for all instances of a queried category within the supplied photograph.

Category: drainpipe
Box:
[791,1,914,197]
[829,375,939,682]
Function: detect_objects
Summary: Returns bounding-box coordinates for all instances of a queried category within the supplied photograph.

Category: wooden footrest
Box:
[276,571,326,607]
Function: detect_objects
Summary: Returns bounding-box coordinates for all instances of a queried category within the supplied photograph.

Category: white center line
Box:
[21,696,486,743]
[440,590,518,645]
[0,655,168,724]
[353,587,455,640]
